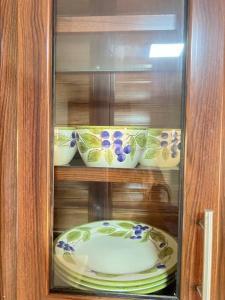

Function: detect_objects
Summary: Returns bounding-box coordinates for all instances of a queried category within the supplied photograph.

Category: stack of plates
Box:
[54,220,177,295]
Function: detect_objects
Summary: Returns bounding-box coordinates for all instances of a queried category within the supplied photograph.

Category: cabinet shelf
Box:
[56,14,176,33]
[54,166,179,184]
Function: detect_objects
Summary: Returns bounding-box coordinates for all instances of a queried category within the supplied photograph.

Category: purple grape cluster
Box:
[102,222,110,226]
[161,131,181,158]
[57,240,75,252]
[130,224,150,240]
[156,263,166,269]
[171,131,180,158]
[75,132,79,141]
[100,130,132,163]
[101,131,111,149]
[70,132,76,148]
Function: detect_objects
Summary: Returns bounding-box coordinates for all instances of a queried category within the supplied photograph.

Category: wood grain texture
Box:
[217,13,225,299]
[55,71,181,127]
[17,0,52,299]
[57,15,176,33]
[0,1,18,299]
[180,0,225,299]
[56,0,180,17]
[54,181,179,236]
[14,0,225,299]
[54,181,179,208]
[55,31,181,73]
[54,167,179,185]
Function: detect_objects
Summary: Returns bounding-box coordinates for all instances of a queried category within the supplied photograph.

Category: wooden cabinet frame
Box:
[0,0,224,299]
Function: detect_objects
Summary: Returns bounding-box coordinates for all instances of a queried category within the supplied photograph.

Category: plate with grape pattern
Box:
[54,220,177,286]
[54,262,176,293]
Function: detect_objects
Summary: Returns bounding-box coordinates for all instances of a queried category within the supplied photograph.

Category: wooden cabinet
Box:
[0,0,225,300]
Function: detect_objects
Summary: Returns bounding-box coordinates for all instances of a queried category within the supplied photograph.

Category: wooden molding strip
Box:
[57,14,176,33]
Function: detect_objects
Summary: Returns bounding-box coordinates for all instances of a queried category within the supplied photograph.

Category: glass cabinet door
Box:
[52,0,186,298]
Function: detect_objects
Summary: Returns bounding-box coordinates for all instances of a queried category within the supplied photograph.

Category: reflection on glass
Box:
[52,0,186,298]
[149,43,184,58]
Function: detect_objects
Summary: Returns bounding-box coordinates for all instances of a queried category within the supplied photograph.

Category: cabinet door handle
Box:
[197,210,214,300]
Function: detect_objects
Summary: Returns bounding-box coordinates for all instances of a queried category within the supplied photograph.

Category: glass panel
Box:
[52,0,186,298]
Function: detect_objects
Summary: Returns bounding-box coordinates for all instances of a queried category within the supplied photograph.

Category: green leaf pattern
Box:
[87,150,101,162]
[109,231,127,237]
[118,222,134,229]
[67,231,81,242]
[144,149,159,159]
[63,252,76,265]
[54,135,70,146]
[78,141,88,153]
[159,247,173,259]
[76,129,147,164]
[141,231,151,242]
[135,133,147,148]
[143,129,181,162]
[97,227,116,234]
[65,227,92,244]
[58,221,175,279]
[162,148,170,161]
[80,133,101,148]
[129,136,136,160]
[82,231,91,242]
[149,229,166,243]
[104,149,113,165]
[146,136,160,147]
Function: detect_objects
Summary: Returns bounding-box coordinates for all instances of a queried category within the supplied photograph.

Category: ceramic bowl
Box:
[54,127,77,166]
[76,126,147,168]
[139,129,181,168]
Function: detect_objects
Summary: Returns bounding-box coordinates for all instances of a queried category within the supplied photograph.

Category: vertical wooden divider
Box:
[89,73,113,221]
[218,23,225,298]
[0,1,18,299]
[17,0,53,299]
[87,0,117,222]
[180,0,225,299]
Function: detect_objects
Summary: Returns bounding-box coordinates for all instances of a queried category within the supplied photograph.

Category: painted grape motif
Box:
[115,147,123,155]
[144,129,181,161]
[54,130,77,148]
[101,140,111,149]
[130,224,150,240]
[113,131,123,138]
[70,131,76,148]
[57,241,75,252]
[114,139,123,146]
[56,221,175,279]
[100,130,137,163]
[124,145,131,154]
[101,131,110,139]
[156,263,166,269]
[76,129,146,165]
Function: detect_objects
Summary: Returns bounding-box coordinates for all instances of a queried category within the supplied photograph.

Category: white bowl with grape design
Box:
[76,126,147,168]
[139,129,181,168]
[54,127,77,166]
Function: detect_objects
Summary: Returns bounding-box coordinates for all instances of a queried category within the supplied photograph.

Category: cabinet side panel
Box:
[219,25,225,300]
[0,0,18,299]
[181,0,225,299]
[17,0,52,299]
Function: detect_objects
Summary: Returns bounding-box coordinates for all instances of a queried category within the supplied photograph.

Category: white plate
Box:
[54,264,176,294]
[54,260,176,292]
[54,220,177,285]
